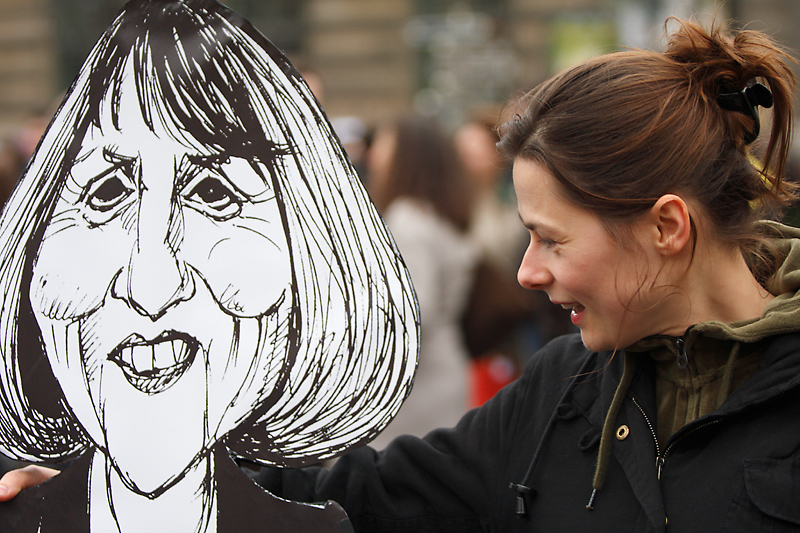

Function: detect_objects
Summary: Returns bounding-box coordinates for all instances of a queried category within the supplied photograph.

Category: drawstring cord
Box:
[510,356,596,519]
[508,380,573,518]
[586,351,636,510]
[585,336,741,511]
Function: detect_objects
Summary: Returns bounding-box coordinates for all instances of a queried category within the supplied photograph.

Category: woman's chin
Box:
[578,330,615,353]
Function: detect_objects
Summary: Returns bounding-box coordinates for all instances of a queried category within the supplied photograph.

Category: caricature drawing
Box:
[0,1,419,531]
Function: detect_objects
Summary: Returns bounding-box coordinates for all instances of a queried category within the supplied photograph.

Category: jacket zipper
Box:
[675,337,688,369]
[657,419,721,478]
[631,397,662,476]
[632,396,721,479]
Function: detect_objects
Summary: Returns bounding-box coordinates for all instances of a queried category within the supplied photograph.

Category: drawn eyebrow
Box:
[184,141,290,173]
[75,148,136,203]
[179,142,291,197]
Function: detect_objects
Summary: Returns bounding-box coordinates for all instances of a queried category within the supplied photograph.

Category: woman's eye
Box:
[184,177,242,219]
[86,175,133,212]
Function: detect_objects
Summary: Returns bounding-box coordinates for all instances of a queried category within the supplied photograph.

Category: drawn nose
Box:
[112,155,194,319]
[116,238,195,319]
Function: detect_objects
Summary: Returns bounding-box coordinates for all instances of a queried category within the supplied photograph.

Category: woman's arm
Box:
[253,361,537,532]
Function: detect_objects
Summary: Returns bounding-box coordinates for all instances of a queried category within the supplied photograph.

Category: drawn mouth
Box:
[108,331,200,395]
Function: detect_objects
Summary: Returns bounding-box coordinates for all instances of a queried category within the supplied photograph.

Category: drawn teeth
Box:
[153,341,174,370]
[172,339,184,364]
[131,345,153,373]
[119,339,191,375]
[111,335,199,395]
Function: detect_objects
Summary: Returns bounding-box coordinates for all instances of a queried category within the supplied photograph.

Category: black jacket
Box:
[257,331,800,532]
[0,444,352,532]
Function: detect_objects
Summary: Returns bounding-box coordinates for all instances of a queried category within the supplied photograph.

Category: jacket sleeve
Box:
[252,364,534,532]
[252,334,592,532]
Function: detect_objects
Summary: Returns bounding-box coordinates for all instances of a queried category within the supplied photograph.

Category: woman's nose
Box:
[517,245,552,290]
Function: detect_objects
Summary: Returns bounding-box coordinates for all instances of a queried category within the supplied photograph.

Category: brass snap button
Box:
[615,425,630,440]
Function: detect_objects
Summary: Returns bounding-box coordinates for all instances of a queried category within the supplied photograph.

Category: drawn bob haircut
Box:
[0,0,418,467]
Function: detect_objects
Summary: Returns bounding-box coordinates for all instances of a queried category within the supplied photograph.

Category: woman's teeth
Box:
[561,303,585,315]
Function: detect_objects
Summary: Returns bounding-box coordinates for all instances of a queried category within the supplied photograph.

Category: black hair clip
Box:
[716,82,773,144]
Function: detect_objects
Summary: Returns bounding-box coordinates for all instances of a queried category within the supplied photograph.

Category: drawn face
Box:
[29,69,292,494]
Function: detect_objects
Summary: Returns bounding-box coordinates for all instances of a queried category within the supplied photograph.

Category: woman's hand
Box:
[0,465,59,501]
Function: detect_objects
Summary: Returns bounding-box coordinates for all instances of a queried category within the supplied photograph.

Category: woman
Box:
[0,0,418,531]
[454,110,525,276]
[6,16,800,533]
[366,113,478,448]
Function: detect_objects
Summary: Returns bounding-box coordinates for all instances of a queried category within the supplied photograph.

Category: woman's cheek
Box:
[186,218,291,318]
[31,223,131,320]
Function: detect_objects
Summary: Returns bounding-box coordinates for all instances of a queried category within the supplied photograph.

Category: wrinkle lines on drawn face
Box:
[229,220,284,251]
[27,65,294,492]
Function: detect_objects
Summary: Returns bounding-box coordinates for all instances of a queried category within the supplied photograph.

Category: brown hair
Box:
[370,113,473,231]
[498,18,797,279]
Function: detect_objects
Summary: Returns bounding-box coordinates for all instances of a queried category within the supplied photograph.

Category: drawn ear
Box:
[649,194,692,257]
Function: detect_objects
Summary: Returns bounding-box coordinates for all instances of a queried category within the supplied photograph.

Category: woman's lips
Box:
[108,331,199,395]
[555,301,586,326]
[569,304,586,325]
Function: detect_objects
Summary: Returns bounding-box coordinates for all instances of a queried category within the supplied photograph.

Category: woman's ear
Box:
[649,194,692,256]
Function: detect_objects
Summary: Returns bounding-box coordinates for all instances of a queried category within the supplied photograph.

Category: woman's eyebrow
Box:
[518,212,539,232]
[517,212,558,234]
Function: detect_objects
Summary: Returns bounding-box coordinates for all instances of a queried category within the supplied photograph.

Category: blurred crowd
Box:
[324,97,575,446]
[0,93,63,209]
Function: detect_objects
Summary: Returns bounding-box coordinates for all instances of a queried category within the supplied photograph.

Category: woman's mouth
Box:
[560,303,586,325]
[108,331,200,395]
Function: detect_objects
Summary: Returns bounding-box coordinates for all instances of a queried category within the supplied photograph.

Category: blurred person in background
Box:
[331,116,370,183]
[0,94,65,210]
[367,112,478,448]
[455,109,525,275]
[0,140,24,208]
[455,110,573,406]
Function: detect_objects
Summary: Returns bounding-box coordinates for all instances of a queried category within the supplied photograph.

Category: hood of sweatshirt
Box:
[687,220,800,342]
[624,221,800,358]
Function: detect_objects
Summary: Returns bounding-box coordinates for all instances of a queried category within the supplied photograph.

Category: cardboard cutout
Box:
[0,0,419,531]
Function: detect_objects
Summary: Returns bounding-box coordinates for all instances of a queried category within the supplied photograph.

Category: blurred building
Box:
[1,0,799,142]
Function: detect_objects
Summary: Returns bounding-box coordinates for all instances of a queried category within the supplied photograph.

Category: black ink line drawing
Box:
[0,1,419,531]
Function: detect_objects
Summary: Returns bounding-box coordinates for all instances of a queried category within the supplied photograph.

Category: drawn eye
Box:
[86,174,134,212]
[184,176,242,220]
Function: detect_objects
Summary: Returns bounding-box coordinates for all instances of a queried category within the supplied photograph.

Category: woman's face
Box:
[514,159,668,351]
[29,72,292,493]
